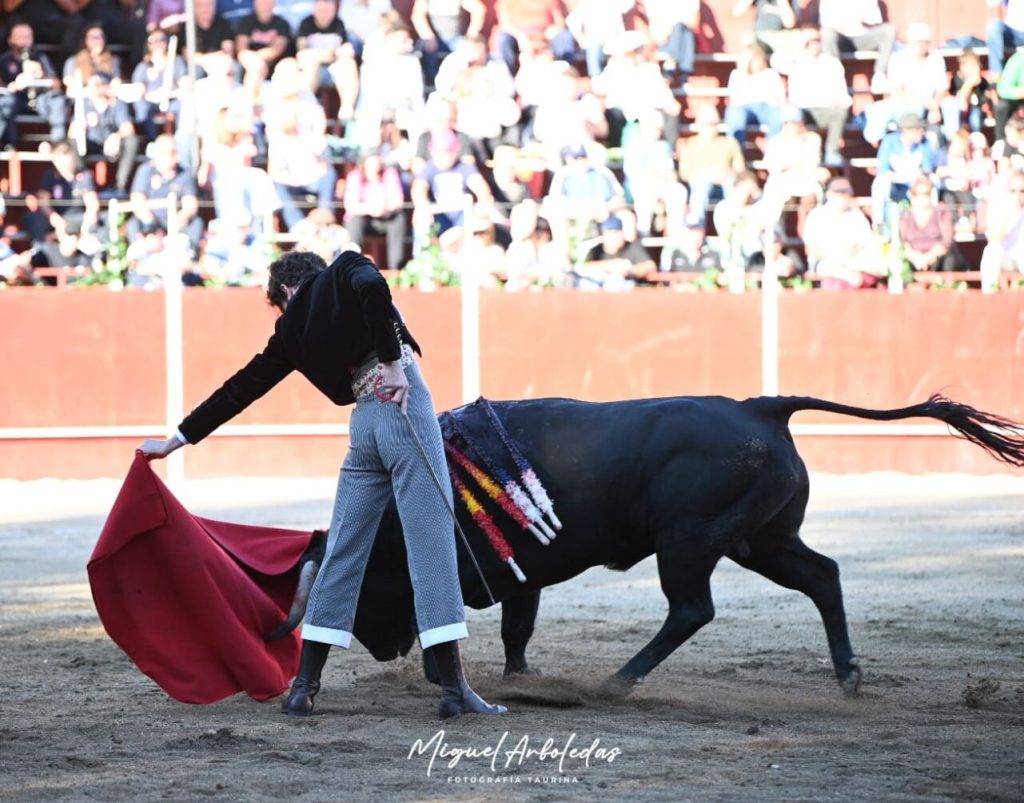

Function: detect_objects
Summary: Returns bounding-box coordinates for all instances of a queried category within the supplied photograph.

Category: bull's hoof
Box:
[599,674,639,699]
[839,658,863,697]
[502,662,541,679]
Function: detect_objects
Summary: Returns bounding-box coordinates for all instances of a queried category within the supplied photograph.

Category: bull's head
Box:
[264,513,417,661]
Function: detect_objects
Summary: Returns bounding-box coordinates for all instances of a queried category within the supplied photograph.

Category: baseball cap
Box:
[600,216,624,232]
[780,104,804,124]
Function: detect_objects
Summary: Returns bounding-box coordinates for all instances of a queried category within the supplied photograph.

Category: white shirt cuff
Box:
[173,430,189,446]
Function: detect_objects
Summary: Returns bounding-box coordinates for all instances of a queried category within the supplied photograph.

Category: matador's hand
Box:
[377,360,410,415]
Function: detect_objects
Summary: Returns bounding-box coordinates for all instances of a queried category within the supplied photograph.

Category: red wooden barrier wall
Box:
[1,288,1021,479]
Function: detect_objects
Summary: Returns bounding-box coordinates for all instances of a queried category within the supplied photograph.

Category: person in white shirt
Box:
[863,22,947,146]
[565,0,632,77]
[817,0,895,93]
[803,176,885,289]
[774,27,852,166]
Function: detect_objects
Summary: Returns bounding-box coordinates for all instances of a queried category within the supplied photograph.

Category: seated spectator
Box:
[575,214,656,289]
[200,104,279,226]
[128,28,187,142]
[128,133,205,252]
[723,40,785,147]
[871,112,939,235]
[352,15,425,147]
[339,0,395,56]
[641,0,700,83]
[995,46,1024,140]
[296,0,359,121]
[761,105,830,239]
[899,176,958,272]
[732,0,800,58]
[63,23,122,86]
[675,105,745,226]
[658,214,723,274]
[3,0,85,67]
[525,60,607,168]
[502,201,570,288]
[293,207,356,261]
[190,0,237,75]
[410,128,493,244]
[804,176,885,289]
[592,31,681,147]
[817,0,895,94]
[449,214,508,285]
[773,27,851,167]
[940,51,995,142]
[438,35,520,160]
[543,144,626,243]
[413,92,474,175]
[980,169,1024,284]
[198,210,271,286]
[68,72,141,195]
[993,116,1024,177]
[713,170,786,272]
[411,0,486,87]
[235,0,293,100]
[262,58,338,232]
[0,22,69,147]
[937,131,991,234]
[493,0,576,76]
[343,148,409,270]
[863,23,947,147]
[125,226,196,288]
[565,0,631,78]
[409,125,489,244]
[987,0,1024,77]
[25,140,103,269]
[621,110,687,236]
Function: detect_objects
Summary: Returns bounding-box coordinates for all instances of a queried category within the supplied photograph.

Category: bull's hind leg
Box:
[607,550,716,693]
[734,537,862,695]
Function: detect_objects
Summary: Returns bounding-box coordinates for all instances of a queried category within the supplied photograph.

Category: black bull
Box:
[277,394,1024,695]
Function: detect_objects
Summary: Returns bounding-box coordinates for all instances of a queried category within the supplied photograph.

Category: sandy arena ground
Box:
[1,471,1022,802]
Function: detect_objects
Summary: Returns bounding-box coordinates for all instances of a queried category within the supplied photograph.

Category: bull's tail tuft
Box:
[764,393,1024,469]
[917,394,1024,468]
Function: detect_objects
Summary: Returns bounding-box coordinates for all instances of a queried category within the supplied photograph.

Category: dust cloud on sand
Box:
[1,473,1022,802]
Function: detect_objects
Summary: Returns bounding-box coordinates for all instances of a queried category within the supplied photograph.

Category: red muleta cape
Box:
[88,453,313,704]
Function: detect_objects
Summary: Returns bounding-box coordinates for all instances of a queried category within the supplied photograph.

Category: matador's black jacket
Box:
[178,252,421,445]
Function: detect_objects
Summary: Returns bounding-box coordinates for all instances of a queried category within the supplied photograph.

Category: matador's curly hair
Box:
[266,251,327,312]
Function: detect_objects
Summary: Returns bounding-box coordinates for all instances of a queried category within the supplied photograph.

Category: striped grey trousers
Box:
[302,357,468,650]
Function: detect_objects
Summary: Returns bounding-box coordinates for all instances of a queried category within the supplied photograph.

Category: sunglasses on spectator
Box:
[148,35,167,44]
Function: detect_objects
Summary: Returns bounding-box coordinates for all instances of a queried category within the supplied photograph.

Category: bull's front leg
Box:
[502,589,542,677]
[605,550,717,695]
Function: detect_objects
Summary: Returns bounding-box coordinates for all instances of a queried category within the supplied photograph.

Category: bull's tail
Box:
[763,393,1024,468]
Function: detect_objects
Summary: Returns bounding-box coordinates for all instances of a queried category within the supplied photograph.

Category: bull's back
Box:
[451,396,803,603]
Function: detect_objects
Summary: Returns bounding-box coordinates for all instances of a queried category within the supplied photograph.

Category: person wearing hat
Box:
[884,23,946,119]
[544,144,626,243]
[817,0,895,94]
[804,176,885,289]
[871,111,939,235]
[676,104,746,226]
[410,127,493,242]
[576,213,656,288]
